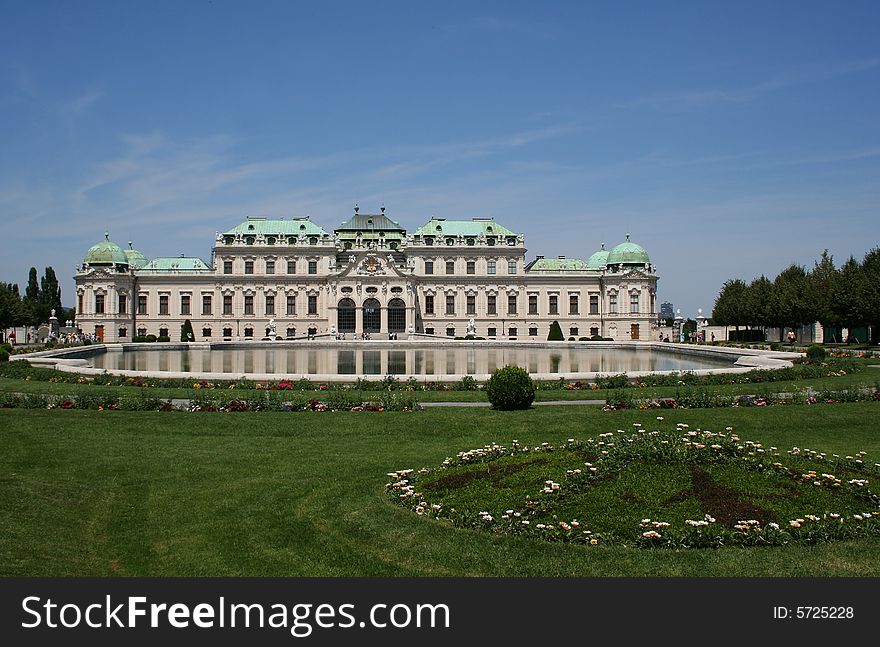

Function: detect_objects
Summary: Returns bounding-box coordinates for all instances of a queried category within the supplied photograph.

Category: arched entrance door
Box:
[337,298,356,333]
[363,298,381,333]
[387,298,406,333]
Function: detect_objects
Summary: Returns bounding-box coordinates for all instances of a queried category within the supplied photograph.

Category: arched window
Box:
[338,298,356,333]
[363,298,381,333]
[388,298,406,333]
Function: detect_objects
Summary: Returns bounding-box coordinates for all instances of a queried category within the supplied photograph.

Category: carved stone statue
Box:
[268,319,277,338]
[467,318,476,335]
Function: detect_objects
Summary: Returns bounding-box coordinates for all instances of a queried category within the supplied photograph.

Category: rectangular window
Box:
[95,293,105,314]
[446,260,454,275]
[223,295,232,315]
[118,327,127,338]
[308,260,317,275]
[287,260,296,274]
[424,295,434,315]
[466,260,475,275]
[425,260,433,275]
[549,295,558,315]
[508,327,517,337]
[78,294,83,313]
[265,295,275,316]
[487,327,497,337]
[466,295,476,315]
[244,260,254,274]
[287,294,296,315]
[507,294,517,315]
[159,295,169,315]
[244,295,254,315]
[266,260,275,274]
[223,260,232,274]
[570,327,579,337]
[445,294,454,315]
[118,294,126,315]
[487,295,496,315]
[507,260,516,274]
[589,294,598,315]
[308,295,317,314]
[487,259,496,275]
[569,294,578,315]
[202,328,212,338]
[610,294,617,314]
[137,295,147,315]
[181,295,191,315]
[630,292,639,313]
[528,294,538,315]
[202,294,212,316]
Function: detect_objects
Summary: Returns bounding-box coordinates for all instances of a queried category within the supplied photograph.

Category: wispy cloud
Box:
[623,57,880,111]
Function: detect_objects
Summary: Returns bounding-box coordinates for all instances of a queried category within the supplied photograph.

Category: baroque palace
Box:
[75,207,658,343]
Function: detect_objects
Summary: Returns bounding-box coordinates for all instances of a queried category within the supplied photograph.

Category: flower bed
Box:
[603,387,880,411]
[388,422,880,548]
[0,390,422,413]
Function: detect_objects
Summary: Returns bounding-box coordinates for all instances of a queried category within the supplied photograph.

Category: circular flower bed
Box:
[388,421,880,548]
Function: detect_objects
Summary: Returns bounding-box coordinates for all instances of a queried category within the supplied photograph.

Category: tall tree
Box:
[859,248,880,344]
[809,250,840,331]
[712,279,748,330]
[745,275,773,332]
[39,267,63,320]
[0,283,25,341]
[769,264,815,341]
[24,267,40,326]
[833,256,867,337]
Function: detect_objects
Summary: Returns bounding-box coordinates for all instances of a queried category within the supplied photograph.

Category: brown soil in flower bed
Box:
[424,458,551,491]
[664,466,776,527]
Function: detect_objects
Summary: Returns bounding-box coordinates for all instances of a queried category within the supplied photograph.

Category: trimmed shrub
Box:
[454,375,478,391]
[485,365,535,410]
[145,334,157,343]
[0,349,8,363]
[547,321,564,341]
[157,335,171,343]
[180,319,195,342]
[806,344,826,362]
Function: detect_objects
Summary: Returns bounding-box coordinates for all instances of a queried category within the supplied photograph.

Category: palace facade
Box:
[74,208,659,343]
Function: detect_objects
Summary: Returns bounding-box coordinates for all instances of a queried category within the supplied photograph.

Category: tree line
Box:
[712,248,880,343]
[0,267,72,340]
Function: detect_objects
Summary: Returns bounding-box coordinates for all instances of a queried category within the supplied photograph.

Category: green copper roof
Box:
[84,234,129,266]
[586,245,610,269]
[413,218,516,238]
[607,236,650,265]
[140,257,212,271]
[125,242,148,269]
[223,217,329,237]
[527,257,589,272]
[335,211,405,233]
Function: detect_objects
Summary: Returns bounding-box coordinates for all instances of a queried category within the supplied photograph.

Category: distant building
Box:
[75,208,659,343]
[660,301,674,321]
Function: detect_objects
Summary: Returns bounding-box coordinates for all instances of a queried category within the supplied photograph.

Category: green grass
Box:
[2,402,879,576]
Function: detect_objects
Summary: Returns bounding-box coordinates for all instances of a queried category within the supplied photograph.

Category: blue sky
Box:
[1,0,878,317]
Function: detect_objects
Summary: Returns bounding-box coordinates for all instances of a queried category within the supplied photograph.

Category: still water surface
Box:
[89,345,735,376]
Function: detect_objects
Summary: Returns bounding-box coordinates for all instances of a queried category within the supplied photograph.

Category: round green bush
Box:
[485,365,535,410]
[157,335,171,342]
[145,334,158,343]
[0,349,9,363]
[806,344,826,362]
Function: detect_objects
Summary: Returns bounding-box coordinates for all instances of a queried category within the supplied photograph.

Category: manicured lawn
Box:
[1,402,879,576]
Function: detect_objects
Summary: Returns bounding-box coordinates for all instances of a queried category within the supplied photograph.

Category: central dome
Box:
[84,234,128,266]
[607,235,649,266]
